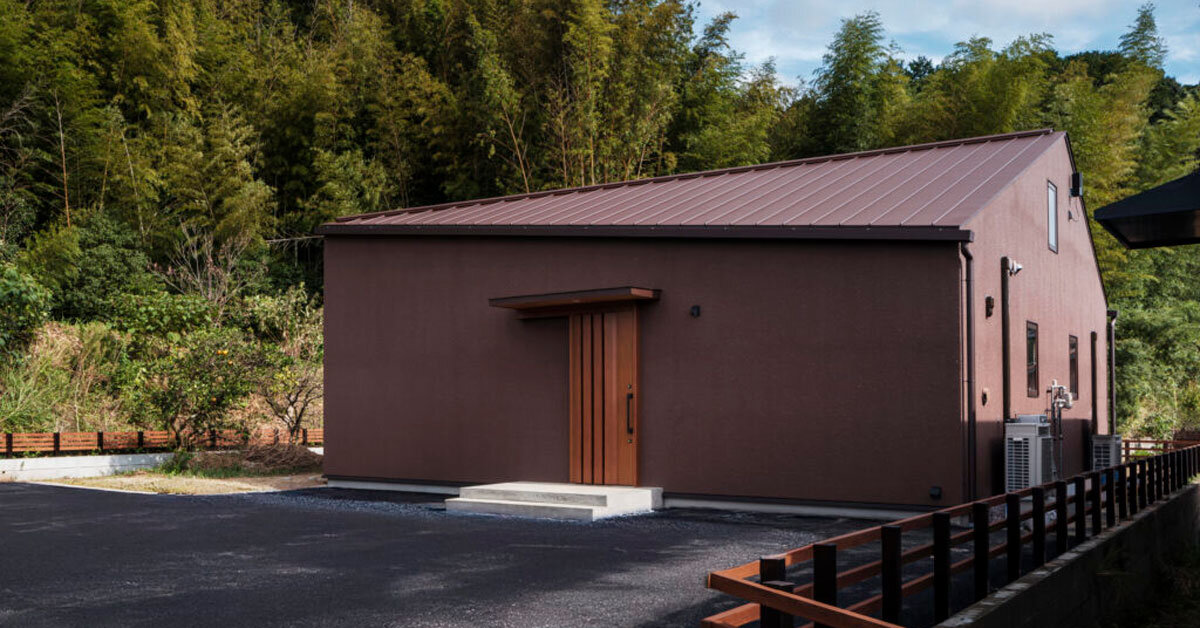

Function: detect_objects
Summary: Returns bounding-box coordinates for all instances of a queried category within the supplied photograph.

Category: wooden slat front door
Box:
[569,308,638,485]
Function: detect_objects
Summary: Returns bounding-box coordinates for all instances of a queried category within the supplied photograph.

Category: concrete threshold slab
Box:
[446,482,662,522]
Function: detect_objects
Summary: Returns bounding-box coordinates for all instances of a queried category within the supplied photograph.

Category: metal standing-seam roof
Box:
[317,129,1065,241]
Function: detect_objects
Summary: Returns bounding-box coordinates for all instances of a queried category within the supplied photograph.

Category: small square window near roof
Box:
[1048,181,1058,253]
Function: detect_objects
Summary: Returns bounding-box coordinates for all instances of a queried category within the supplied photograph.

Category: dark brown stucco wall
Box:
[324,236,965,507]
[964,137,1110,497]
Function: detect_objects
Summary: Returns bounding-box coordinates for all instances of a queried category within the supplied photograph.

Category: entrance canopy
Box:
[490,286,659,318]
[1095,170,1200,249]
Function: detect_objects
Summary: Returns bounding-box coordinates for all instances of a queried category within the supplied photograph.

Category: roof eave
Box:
[314,223,974,242]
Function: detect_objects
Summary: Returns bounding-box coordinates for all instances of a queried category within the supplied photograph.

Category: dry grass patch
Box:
[49,444,324,494]
[55,471,325,494]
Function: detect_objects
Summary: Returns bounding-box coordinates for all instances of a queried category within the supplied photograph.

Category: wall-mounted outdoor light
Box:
[689,305,701,318]
[985,295,995,317]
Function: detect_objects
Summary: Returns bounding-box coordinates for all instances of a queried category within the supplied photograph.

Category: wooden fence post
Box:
[137,431,144,449]
[972,502,990,601]
[1031,487,1046,568]
[882,524,903,624]
[932,514,951,621]
[52,432,60,455]
[1138,460,1148,509]
[813,544,837,628]
[1054,481,1069,555]
[1105,469,1116,528]
[97,431,104,453]
[1117,466,1128,520]
[758,557,790,628]
[1089,472,1102,535]
[1006,493,1022,583]
[1074,476,1087,543]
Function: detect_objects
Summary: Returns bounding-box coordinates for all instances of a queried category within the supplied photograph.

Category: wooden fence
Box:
[2,427,324,457]
[1123,438,1199,460]
[703,441,1200,628]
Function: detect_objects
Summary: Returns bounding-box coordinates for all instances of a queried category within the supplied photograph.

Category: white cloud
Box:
[694,0,1199,85]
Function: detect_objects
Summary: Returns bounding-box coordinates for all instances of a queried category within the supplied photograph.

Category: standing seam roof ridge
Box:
[953,133,1068,229]
[900,136,1047,226]
[927,134,1052,225]
[719,155,867,226]
[807,144,952,225]
[834,142,976,225]
[749,151,909,226]
[865,142,992,226]
[572,170,744,225]
[690,164,831,225]
[641,167,803,225]
[774,151,917,226]
[329,128,1055,224]
[889,142,1003,225]
[590,170,747,225]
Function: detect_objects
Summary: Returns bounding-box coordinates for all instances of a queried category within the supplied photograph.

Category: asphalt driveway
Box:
[0,483,871,627]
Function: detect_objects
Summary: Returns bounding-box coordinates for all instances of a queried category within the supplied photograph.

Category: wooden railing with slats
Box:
[1122,438,1199,460]
[2,426,324,457]
[703,444,1200,628]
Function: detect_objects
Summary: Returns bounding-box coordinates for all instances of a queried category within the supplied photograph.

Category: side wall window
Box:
[1048,181,1058,253]
[1069,335,1079,397]
[1026,322,1039,397]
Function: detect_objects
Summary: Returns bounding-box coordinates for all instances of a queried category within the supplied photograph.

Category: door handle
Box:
[626,392,635,434]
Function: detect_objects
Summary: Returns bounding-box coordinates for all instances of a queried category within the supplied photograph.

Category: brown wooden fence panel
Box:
[59,432,100,452]
[140,431,174,448]
[104,431,140,450]
[10,433,56,453]
[307,429,324,444]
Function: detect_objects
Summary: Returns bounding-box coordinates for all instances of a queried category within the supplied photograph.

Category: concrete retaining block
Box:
[0,452,174,481]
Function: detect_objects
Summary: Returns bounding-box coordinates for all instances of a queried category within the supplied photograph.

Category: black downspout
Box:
[1107,309,1119,435]
[1001,257,1012,423]
[1090,331,1098,435]
[962,243,977,501]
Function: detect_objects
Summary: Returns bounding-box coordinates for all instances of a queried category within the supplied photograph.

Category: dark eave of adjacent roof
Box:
[316,222,975,242]
[1094,169,1200,249]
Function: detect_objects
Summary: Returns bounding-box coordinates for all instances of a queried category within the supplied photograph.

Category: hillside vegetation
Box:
[0,1,1197,439]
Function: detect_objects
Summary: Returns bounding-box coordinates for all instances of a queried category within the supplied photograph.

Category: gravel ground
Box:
[0,482,873,627]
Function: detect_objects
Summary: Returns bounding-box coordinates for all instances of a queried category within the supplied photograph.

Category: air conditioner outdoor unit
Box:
[1092,434,1122,470]
[1006,418,1055,492]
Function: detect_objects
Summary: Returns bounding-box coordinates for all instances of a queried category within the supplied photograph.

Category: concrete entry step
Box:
[445,482,662,521]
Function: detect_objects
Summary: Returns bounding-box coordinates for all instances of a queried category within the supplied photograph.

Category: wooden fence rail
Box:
[703,442,1200,628]
[1123,438,1198,460]
[2,427,324,457]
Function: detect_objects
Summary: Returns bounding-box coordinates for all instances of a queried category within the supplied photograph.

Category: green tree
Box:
[1119,3,1167,68]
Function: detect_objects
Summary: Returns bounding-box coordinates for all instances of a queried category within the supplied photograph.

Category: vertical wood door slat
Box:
[617,308,638,486]
[569,314,582,484]
[591,314,605,484]
[581,314,594,484]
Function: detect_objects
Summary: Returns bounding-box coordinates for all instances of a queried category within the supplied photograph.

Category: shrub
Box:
[107,292,214,337]
[0,264,49,363]
[124,326,267,447]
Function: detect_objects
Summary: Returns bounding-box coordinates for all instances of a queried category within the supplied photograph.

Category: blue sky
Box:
[693,0,1200,85]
